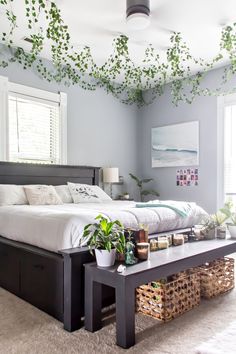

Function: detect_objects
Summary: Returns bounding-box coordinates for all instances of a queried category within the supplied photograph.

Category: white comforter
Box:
[0,201,207,252]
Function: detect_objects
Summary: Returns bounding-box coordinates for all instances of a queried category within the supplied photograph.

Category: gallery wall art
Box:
[176,168,199,187]
[152,121,199,168]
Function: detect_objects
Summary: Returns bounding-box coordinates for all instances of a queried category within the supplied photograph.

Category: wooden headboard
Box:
[0,162,100,186]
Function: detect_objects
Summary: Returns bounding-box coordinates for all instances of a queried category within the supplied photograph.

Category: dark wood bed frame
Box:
[0,161,115,332]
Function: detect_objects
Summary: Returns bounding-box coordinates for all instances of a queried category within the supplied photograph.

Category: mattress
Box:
[0,201,207,252]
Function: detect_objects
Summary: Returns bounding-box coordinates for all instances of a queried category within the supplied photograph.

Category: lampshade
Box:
[103,167,119,183]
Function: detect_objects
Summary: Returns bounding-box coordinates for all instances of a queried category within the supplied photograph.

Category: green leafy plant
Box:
[80,214,126,254]
[201,200,235,233]
[129,173,159,202]
[1,1,236,106]
[220,199,236,225]
[202,213,226,232]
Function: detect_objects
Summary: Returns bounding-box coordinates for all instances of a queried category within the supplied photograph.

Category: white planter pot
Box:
[228,225,236,239]
[95,248,116,267]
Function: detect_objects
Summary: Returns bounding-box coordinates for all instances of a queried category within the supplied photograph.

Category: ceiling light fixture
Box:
[126,0,150,30]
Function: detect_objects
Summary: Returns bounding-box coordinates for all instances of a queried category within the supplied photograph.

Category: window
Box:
[217,94,236,207]
[224,105,236,205]
[0,76,67,164]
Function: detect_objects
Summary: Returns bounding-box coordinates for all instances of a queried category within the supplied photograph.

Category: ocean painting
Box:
[152,121,199,168]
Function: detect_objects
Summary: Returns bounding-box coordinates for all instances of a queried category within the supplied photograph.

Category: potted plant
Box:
[201,211,227,239]
[123,192,130,200]
[81,214,126,267]
[129,173,159,202]
[220,200,236,239]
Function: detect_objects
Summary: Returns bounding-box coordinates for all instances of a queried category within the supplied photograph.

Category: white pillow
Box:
[54,185,73,203]
[68,182,112,203]
[24,185,63,205]
[0,184,28,206]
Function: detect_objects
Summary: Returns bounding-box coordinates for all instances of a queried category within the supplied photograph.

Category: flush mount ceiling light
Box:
[126,0,150,30]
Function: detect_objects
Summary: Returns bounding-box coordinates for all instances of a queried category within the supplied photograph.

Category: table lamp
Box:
[103,167,119,199]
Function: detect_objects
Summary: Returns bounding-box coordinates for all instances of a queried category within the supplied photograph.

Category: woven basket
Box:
[196,257,234,299]
[136,273,200,322]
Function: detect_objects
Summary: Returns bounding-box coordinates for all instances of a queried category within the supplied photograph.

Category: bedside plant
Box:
[129,173,159,202]
[202,212,227,239]
[81,214,126,267]
[220,199,236,239]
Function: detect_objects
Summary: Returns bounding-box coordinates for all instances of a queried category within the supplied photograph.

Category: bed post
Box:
[61,247,93,332]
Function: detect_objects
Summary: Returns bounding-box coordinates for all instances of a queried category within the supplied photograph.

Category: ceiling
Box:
[0,0,235,72]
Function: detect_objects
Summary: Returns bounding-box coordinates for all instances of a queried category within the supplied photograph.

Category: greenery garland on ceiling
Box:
[0,0,236,106]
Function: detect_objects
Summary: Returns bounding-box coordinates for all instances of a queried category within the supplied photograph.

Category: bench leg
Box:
[84,268,102,332]
[116,283,135,349]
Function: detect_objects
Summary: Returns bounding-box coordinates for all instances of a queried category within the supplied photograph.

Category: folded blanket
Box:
[136,200,194,217]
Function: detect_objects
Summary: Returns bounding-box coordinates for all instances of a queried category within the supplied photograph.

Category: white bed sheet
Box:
[0,201,207,252]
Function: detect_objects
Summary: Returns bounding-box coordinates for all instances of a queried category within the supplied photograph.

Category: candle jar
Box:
[150,239,158,252]
[139,224,149,242]
[157,236,169,250]
[173,234,185,246]
[167,234,173,246]
[136,242,150,261]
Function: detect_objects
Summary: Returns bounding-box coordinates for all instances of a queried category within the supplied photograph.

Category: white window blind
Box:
[0,76,67,163]
[224,105,236,204]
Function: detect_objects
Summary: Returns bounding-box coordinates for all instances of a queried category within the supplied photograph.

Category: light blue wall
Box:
[138,66,236,213]
[2,59,236,209]
[0,62,139,199]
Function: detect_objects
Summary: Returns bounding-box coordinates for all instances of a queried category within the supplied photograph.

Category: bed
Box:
[0,161,206,332]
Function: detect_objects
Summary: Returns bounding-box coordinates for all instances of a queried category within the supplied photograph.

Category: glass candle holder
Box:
[157,236,169,250]
[150,239,158,252]
[136,242,150,261]
[173,234,185,246]
[139,224,149,242]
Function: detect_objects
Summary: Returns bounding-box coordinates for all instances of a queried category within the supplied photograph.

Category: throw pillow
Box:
[67,182,112,203]
[54,185,73,203]
[24,185,63,205]
[0,184,28,206]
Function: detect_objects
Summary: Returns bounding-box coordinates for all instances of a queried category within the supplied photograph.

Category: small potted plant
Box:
[81,214,126,267]
[123,192,130,200]
[201,211,227,239]
[220,200,236,239]
[129,173,159,202]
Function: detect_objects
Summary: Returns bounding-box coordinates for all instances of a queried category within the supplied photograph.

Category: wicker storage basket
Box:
[136,272,200,322]
[196,257,234,299]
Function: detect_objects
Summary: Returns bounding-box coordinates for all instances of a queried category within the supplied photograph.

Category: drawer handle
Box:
[33,264,44,270]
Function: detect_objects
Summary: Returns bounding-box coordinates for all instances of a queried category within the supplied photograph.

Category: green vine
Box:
[0,0,236,106]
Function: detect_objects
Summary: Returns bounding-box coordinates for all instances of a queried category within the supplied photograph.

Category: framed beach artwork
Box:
[152,121,199,168]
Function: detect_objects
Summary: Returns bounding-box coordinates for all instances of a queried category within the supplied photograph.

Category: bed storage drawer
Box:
[0,243,20,295]
[20,252,63,321]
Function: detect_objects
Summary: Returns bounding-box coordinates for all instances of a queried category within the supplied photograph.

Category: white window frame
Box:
[0,75,67,164]
[217,93,236,209]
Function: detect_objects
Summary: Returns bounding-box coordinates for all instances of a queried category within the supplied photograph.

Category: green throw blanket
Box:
[135,201,193,218]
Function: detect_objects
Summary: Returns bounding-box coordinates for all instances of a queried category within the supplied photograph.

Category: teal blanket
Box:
[135,201,193,218]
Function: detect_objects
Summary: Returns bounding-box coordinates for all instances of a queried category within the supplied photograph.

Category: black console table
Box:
[84,239,236,349]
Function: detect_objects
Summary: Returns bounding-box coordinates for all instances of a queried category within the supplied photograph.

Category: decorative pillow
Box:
[54,185,73,203]
[24,185,63,205]
[0,184,28,206]
[68,182,112,203]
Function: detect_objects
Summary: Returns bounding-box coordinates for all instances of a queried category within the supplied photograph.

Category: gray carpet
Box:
[0,271,236,354]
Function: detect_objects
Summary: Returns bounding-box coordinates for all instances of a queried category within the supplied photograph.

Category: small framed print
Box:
[176,168,199,187]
